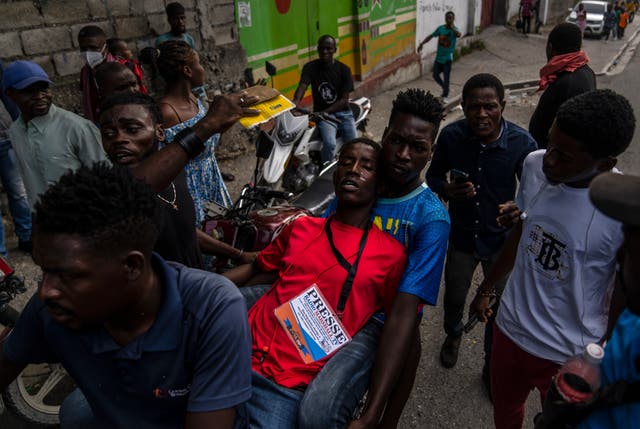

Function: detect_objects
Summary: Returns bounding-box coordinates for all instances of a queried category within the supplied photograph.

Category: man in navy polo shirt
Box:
[426,73,537,385]
[0,163,251,428]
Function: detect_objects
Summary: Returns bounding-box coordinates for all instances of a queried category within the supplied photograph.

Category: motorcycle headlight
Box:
[277,124,298,143]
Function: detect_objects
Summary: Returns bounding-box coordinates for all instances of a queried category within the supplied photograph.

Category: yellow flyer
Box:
[239,94,295,129]
[274,284,351,364]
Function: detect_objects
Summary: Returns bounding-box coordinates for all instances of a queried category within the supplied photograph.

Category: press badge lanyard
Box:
[324,217,371,319]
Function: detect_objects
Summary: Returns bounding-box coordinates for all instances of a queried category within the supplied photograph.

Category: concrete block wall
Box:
[0,0,243,86]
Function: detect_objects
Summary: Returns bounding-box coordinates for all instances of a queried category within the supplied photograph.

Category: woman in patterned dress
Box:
[155,40,232,226]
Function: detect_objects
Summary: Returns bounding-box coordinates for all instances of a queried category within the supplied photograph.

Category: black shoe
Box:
[440,335,462,368]
[18,240,32,253]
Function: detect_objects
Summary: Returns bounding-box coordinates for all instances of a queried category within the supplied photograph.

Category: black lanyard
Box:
[324,217,370,319]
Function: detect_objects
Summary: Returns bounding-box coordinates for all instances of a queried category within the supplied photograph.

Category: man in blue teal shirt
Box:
[418,11,462,101]
[155,2,196,49]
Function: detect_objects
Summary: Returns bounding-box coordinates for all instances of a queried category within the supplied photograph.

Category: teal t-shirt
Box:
[155,32,196,49]
[432,25,459,64]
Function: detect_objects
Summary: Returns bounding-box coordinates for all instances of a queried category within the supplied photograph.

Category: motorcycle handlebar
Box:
[254,187,294,200]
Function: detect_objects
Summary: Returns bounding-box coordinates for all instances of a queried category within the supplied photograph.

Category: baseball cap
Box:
[1,60,52,91]
[589,173,640,227]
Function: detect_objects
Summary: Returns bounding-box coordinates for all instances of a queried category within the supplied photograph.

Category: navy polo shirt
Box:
[426,119,537,257]
[3,254,251,428]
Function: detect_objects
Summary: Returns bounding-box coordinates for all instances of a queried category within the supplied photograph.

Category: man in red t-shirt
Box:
[224,138,407,429]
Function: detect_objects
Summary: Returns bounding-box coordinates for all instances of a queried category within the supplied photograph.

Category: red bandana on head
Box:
[538,51,590,91]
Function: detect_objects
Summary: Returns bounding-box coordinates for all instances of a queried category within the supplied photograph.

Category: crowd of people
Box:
[0,4,638,428]
[602,1,636,41]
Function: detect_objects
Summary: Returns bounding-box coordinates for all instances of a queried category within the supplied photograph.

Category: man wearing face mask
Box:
[78,25,115,123]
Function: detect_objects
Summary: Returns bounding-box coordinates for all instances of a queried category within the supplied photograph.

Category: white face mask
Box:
[83,45,106,69]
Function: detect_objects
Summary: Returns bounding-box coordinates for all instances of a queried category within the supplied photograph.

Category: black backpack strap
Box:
[324,217,371,318]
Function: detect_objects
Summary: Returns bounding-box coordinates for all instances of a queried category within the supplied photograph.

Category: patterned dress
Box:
[162,99,232,225]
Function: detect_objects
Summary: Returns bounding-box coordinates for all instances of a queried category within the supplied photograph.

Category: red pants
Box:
[490,325,560,429]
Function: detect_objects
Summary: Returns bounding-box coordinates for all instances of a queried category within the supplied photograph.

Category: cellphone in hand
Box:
[450,169,470,184]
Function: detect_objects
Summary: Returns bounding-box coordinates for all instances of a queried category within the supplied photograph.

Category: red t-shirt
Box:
[248,216,407,388]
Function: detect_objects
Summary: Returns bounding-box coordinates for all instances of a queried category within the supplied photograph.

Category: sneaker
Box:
[439,335,462,368]
[442,97,450,104]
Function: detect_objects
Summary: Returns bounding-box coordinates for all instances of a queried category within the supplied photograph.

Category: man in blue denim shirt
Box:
[426,74,536,384]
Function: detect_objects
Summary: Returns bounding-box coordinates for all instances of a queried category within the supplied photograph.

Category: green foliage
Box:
[453,39,485,62]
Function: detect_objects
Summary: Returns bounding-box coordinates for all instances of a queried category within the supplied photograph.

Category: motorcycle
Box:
[202,131,336,270]
[260,97,371,194]
[0,255,74,427]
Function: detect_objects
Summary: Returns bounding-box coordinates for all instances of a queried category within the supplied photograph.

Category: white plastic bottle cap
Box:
[585,343,605,363]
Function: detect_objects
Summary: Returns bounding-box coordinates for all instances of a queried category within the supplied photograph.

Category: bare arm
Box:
[195,229,255,264]
[417,34,434,52]
[348,293,421,428]
[470,222,523,322]
[293,82,309,106]
[322,90,350,114]
[223,261,263,286]
[185,408,236,429]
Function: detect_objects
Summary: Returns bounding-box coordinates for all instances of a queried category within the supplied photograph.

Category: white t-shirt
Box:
[496,150,623,364]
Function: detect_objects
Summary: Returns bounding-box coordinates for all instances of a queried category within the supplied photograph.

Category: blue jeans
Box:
[432,60,452,97]
[59,388,102,429]
[297,317,383,429]
[60,388,249,428]
[318,109,357,163]
[0,139,31,256]
[247,371,304,429]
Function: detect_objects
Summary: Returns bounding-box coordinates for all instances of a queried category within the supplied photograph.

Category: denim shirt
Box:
[426,118,537,257]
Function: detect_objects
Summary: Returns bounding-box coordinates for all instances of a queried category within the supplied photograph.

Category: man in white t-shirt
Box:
[470,89,636,429]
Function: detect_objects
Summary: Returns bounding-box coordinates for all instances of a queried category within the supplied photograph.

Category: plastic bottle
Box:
[534,343,604,429]
[555,343,604,403]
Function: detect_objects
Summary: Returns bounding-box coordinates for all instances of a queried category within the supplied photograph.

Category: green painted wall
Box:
[236,0,416,97]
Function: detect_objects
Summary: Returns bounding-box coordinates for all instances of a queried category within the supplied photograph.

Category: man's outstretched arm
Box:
[348,293,422,428]
[131,92,258,192]
[293,82,309,106]
[417,34,434,52]
[350,216,450,428]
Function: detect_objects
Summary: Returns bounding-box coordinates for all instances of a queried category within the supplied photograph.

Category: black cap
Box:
[589,173,640,227]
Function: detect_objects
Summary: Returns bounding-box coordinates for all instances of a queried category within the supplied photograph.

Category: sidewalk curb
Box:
[600,27,640,75]
[441,25,640,114]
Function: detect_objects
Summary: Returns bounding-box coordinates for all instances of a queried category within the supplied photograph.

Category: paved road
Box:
[396,45,640,429]
[2,30,640,429]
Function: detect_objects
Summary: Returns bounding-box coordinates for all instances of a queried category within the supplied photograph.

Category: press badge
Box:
[274,284,352,364]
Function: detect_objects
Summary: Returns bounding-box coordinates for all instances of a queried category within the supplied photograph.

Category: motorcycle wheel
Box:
[3,363,75,427]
